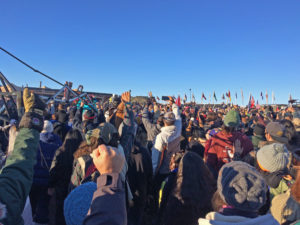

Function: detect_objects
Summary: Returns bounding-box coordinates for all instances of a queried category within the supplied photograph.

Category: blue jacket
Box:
[33,132,62,186]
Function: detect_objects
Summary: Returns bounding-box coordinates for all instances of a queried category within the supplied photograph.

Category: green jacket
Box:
[0,128,39,225]
[270,178,293,200]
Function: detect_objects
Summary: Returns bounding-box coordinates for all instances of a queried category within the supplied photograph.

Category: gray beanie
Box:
[256,143,289,173]
[218,161,267,212]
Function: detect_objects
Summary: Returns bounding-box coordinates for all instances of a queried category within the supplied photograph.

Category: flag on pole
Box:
[156,96,160,101]
[192,93,195,103]
[213,91,217,101]
[201,92,207,101]
[183,94,187,103]
[261,92,264,100]
[272,91,275,104]
[222,94,225,100]
[256,100,260,109]
[251,96,255,109]
[266,90,269,105]
[241,88,244,106]
[228,90,231,102]
[176,95,181,106]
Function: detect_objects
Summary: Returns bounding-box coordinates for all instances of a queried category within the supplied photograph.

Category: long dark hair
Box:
[60,129,83,165]
[164,151,216,225]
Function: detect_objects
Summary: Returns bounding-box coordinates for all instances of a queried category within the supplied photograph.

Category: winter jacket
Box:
[83,173,126,225]
[69,154,99,191]
[260,169,293,199]
[33,132,62,186]
[198,212,279,225]
[206,130,253,174]
[0,128,40,225]
[142,107,161,142]
[271,189,300,224]
[127,141,153,225]
[152,104,182,174]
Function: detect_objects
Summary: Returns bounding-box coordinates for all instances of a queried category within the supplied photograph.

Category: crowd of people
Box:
[0,88,300,225]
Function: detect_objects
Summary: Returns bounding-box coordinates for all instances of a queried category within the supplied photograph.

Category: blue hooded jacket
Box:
[33,132,62,186]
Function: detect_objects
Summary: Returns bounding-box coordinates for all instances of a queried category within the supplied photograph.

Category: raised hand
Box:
[121,91,131,104]
[92,144,125,174]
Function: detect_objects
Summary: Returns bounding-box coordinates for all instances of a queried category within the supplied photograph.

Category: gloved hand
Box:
[19,88,46,132]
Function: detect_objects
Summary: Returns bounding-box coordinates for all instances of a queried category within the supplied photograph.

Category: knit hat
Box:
[64,182,97,225]
[256,143,289,173]
[83,110,95,121]
[224,110,240,127]
[218,161,267,212]
[42,120,53,133]
[266,122,288,143]
[253,124,265,136]
[163,111,175,123]
[85,122,118,145]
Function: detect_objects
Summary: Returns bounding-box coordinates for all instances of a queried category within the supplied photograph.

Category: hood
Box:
[198,212,279,225]
[40,132,61,144]
[160,125,176,136]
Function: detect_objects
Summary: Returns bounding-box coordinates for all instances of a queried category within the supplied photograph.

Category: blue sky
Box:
[1,0,300,105]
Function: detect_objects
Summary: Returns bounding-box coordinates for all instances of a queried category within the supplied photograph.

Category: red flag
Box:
[175,95,181,106]
[201,93,207,100]
[251,96,255,108]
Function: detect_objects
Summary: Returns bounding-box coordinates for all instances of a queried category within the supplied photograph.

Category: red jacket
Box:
[206,130,253,174]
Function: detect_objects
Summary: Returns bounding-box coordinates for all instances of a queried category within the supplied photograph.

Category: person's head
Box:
[86,123,119,148]
[64,182,97,225]
[223,110,240,133]
[62,129,83,155]
[57,110,69,124]
[58,103,64,111]
[206,112,217,124]
[42,120,54,133]
[82,110,95,122]
[280,119,297,145]
[165,152,216,224]
[253,124,265,137]
[256,143,289,173]
[217,161,267,212]
[293,118,300,132]
[157,115,164,127]
[265,122,288,143]
[163,111,175,126]
[169,152,184,171]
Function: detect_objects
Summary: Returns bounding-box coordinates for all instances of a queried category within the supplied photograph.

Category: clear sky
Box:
[1,0,300,105]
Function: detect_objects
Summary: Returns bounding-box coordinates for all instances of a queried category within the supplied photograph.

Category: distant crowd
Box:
[0,89,299,225]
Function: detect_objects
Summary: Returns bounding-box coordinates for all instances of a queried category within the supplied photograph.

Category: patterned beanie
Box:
[218,161,267,212]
